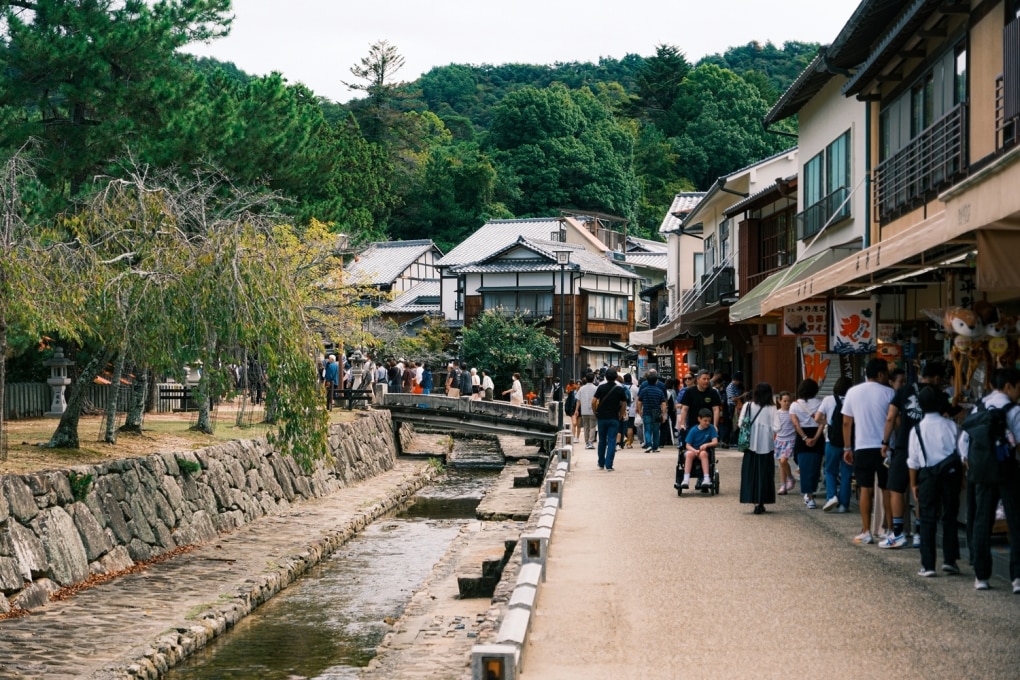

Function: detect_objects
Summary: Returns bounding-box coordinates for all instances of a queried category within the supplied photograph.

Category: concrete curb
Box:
[100,464,439,680]
[470,430,571,679]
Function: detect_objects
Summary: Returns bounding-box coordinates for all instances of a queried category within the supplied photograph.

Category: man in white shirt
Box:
[576,373,598,449]
[959,367,1020,591]
[842,358,895,545]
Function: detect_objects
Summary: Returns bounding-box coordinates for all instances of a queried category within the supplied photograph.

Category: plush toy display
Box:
[944,307,985,405]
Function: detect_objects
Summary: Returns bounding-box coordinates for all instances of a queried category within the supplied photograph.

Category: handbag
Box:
[737,404,762,452]
[915,424,962,479]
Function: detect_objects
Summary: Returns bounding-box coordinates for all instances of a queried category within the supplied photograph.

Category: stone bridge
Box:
[374,389,561,443]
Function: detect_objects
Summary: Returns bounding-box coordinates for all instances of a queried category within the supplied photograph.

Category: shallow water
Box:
[167,468,497,679]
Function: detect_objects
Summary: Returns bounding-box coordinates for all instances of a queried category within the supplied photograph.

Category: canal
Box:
[166,466,500,679]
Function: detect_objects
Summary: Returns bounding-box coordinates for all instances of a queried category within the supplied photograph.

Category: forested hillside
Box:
[0,0,816,248]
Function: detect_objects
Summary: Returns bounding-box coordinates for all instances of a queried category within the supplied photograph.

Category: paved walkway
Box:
[0,460,434,680]
[522,445,1020,679]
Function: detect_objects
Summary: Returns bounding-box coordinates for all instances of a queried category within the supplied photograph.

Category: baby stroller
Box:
[674,446,720,496]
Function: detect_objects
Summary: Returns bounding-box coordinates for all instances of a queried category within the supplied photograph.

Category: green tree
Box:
[632,44,691,133]
[670,64,789,190]
[0,0,231,196]
[460,310,558,401]
[343,40,408,145]
[488,85,639,220]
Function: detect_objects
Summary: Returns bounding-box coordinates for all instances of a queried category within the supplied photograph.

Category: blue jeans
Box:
[642,412,661,450]
[824,442,854,508]
[597,418,621,469]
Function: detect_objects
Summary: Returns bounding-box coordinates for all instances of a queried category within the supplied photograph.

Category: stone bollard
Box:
[471,644,518,680]
[520,530,550,579]
[562,430,573,446]
[545,475,565,507]
[556,446,571,471]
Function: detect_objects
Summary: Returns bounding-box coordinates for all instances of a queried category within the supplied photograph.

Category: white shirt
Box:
[739,403,777,454]
[957,390,1020,460]
[908,413,959,470]
[818,395,839,442]
[482,375,494,391]
[790,398,821,431]
[577,382,597,416]
[627,383,639,418]
[842,380,895,449]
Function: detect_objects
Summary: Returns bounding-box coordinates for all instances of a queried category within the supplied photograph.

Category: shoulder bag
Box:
[737,404,762,453]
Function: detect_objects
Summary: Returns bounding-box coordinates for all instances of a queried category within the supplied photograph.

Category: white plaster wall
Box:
[797,76,868,257]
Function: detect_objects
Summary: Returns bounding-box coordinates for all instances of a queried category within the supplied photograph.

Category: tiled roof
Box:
[626,236,668,253]
[346,240,439,286]
[451,236,642,279]
[764,53,832,127]
[376,281,441,313]
[623,252,668,270]
[436,218,565,267]
[659,193,706,234]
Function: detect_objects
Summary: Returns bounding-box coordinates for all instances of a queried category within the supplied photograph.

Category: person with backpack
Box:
[908,386,963,578]
[817,376,854,513]
[879,362,951,548]
[959,367,1020,591]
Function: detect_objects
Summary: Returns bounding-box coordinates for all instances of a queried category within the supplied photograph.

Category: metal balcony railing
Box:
[796,186,850,241]
[873,103,967,223]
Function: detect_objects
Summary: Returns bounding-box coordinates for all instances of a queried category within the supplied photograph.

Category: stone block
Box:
[537,514,555,531]
[69,502,114,562]
[31,506,89,586]
[508,582,538,610]
[7,519,48,580]
[519,533,548,580]
[90,545,134,576]
[516,562,543,589]
[495,607,531,646]
[11,577,58,611]
[0,556,22,593]
[471,644,518,680]
[3,477,39,523]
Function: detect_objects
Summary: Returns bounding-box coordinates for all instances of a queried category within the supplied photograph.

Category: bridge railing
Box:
[376,386,559,430]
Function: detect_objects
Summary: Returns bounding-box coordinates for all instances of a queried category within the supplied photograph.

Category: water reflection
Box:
[168,469,498,679]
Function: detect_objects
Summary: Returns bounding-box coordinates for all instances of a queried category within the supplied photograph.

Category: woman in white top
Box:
[503,372,524,405]
[470,367,482,400]
[790,379,825,509]
[738,382,779,515]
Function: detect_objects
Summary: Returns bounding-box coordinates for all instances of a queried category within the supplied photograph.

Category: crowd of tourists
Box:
[561,359,1020,591]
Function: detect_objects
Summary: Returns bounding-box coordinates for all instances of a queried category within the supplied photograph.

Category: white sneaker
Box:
[1013,578,1020,594]
[702,476,712,487]
[854,531,873,544]
[822,497,839,512]
[912,533,921,548]
[975,578,990,590]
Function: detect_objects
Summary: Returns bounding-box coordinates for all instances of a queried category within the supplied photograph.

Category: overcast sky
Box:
[185,0,864,103]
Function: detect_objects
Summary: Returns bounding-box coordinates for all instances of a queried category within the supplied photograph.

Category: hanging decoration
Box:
[831,299,877,355]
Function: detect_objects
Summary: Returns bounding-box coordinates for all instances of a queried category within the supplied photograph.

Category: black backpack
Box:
[962,400,1018,483]
[564,390,577,416]
[828,395,846,448]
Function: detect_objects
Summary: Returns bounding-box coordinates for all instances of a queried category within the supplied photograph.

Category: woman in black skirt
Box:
[739,382,778,514]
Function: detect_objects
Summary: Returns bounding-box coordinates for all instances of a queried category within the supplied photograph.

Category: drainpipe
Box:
[717,177,749,199]
[864,102,872,249]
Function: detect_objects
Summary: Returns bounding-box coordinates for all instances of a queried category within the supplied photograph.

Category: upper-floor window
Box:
[719,219,730,263]
[588,293,627,321]
[483,291,552,318]
[692,252,705,282]
[798,130,851,239]
[704,233,716,269]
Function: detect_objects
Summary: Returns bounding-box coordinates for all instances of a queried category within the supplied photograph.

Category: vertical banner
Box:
[831,299,878,355]
[798,337,831,385]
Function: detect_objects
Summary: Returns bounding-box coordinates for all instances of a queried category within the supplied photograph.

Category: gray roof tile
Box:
[436,218,565,267]
[347,240,440,286]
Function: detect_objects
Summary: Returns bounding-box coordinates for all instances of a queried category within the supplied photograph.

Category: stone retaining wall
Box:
[0,410,399,613]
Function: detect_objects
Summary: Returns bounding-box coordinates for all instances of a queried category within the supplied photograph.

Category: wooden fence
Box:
[2,383,134,420]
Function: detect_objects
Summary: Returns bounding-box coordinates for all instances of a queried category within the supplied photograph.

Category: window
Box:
[719,220,730,263]
[482,291,552,318]
[588,293,627,321]
[954,45,967,106]
[704,233,716,269]
[798,130,851,239]
[692,252,705,282]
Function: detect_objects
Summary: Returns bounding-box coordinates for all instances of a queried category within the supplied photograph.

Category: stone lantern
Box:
[43,347,75,418]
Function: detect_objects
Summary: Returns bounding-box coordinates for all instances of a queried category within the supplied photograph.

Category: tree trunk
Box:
[0,319,7,460]
[190,330,215,435]
[120,367,147,433]
[46,348,113,449]
[103,352,125,443]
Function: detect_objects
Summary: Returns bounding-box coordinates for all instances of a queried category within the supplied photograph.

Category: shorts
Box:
[885,449,910,493]
[853,448,889,489]
[774,439,794,461]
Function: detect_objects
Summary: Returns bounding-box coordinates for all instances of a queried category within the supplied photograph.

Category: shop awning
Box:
[580,345,625,353]
[729,250,837,323]
[761,210,964,314]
